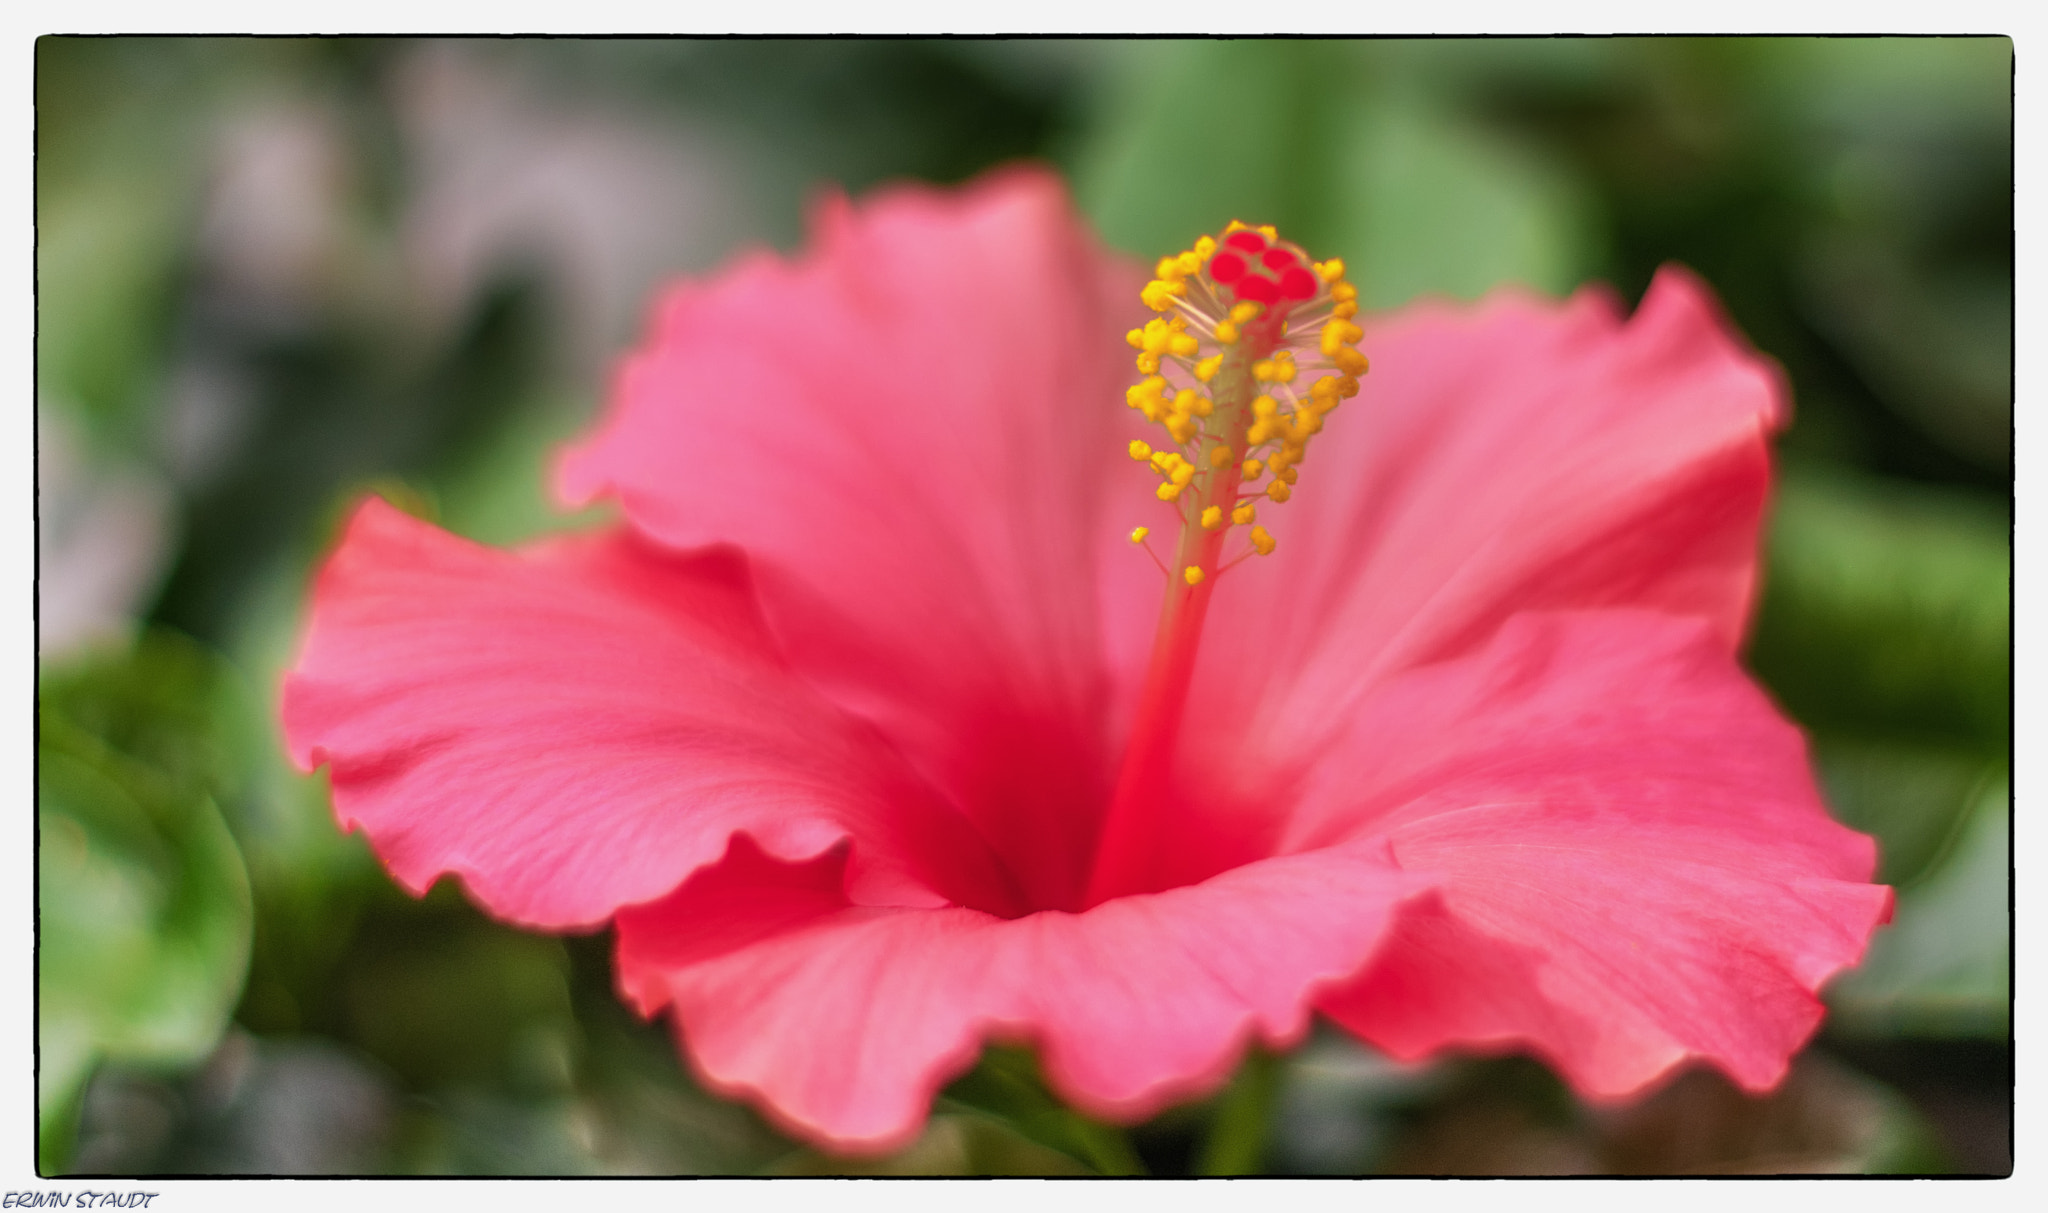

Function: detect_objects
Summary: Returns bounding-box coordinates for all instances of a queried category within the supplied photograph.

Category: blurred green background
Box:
[35,37,2011,1176]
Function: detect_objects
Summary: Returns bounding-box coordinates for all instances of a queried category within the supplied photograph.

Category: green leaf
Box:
[1811,736,1999,888]
[767,1111,1095,1176]
[1066,40,1600,309]
[1069,40,1345,259]
[1322,88,1604,308]
[1748,464,2009,749]
[1829,779,2010,1039]
[938,1045,1146,1175]
[38,632,255,1173]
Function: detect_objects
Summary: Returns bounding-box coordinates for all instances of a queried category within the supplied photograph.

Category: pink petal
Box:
[558,167,1158,913]
[1296,610,1892,1098]
[1178,268,1786,835]
[282,498,1022,928]
[615,833,1435,1152]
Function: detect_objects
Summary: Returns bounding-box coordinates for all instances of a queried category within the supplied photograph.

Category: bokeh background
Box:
[35,36,2011,1176]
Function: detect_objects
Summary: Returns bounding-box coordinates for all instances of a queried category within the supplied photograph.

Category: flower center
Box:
[1087,223,1368,906]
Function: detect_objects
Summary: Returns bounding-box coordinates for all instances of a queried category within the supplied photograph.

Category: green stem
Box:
[1197,1048,1282,1176]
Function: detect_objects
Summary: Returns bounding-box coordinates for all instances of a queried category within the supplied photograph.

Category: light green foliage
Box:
[1070,41,1602,306]
[1830,782,2010,1038]
[38,633,256,1172]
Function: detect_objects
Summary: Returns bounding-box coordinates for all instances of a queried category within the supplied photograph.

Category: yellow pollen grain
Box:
[1130,526,1150,542]
[1251,526,1277,555]
[1128,440,1152,460]
[1157,483,1183,501]
[1233,502,1256,525]
[1184,565,1206,585]
[1319,258,1347,283]
[1201,506,1225,530]
[1267,481,1292,502]
[1241,458,1263,478]
[1230,301,1263,325]
[1214,320,1240,344]
[1195,355,1224,382]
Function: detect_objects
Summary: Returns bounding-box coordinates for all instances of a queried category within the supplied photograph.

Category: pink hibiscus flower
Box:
[282,167,1892,1155]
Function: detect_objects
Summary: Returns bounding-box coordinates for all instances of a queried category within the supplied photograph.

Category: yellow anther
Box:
[1128,376,1166,408]
[1333,301,1359,319]
[1250,526,1277,555]
[1156,256,1184,279]
[1256,224,1278,242]
[1232,502,1257,525]
[1130,526,1150,543]
[1241,458,1263,478]
[1170,332,1200,358]
[1184,565,1206,586]
[1247,418,1275,445]
[1272,353,1298,383]
[1267,481,1292,502]
[1135,352,1161,374]
[1166,415,1198,445]
[1157,482,1183,501]
[1252,395,1278,418]
[1333,348,1370,376]
[1253,360,1278,382]
[1223,220,1248,234]
[1126,328,1145,349]
[1320,319,1364,357]
[1319,258,1347,283]
[1194,355,1224,382]
[1310,375,1343,402]
[1230,301,1262,325]
[1173,388,1202,415]
[1128,440,1152,460]
[1193,235,1216,259]
[1201,506,1225,530]
[1141,280,1184,311]
[1150,451,1174,472]
[1208,445,1234,469]
[1172,463,1196,486]
[1331,281,1358,302]
[1277,465,1299,485]
[1214,320,1239,344]
[1188,393,1213,417]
